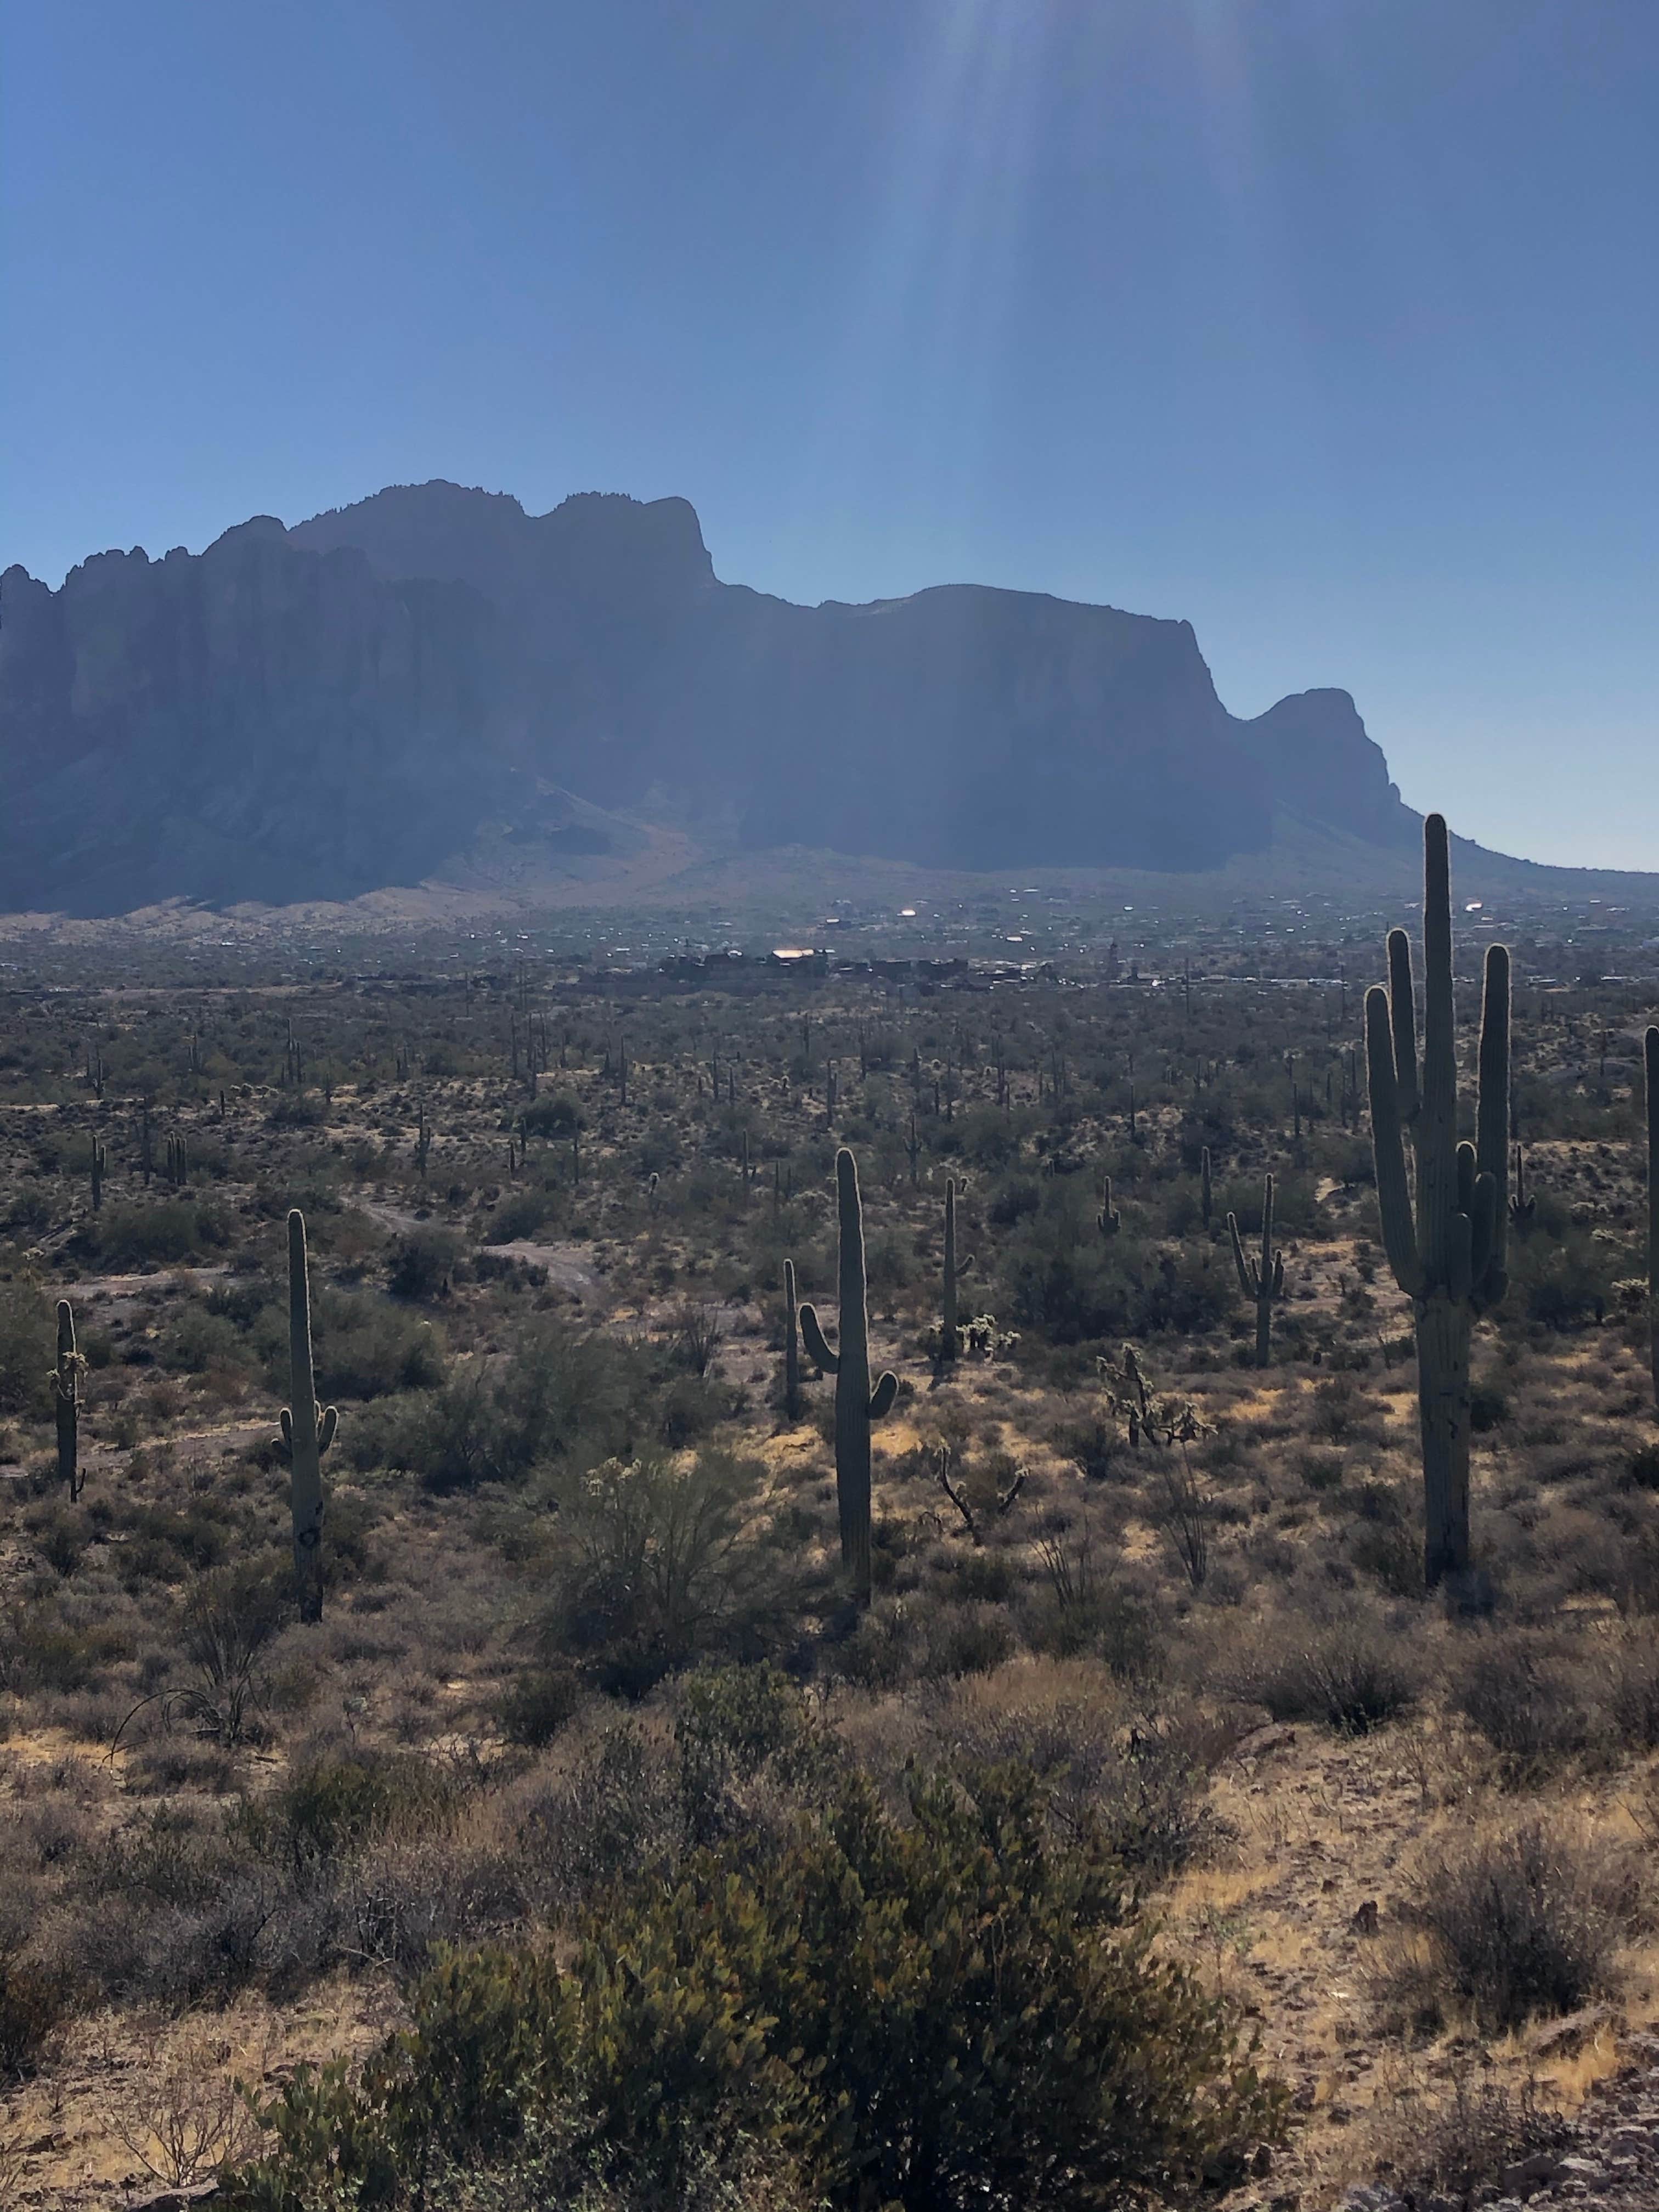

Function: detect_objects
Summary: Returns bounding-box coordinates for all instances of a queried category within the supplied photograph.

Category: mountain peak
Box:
[2,481,1430,915]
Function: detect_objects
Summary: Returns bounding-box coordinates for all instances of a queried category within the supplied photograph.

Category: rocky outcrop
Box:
[3,479,1424,913]
[0,520,495,912]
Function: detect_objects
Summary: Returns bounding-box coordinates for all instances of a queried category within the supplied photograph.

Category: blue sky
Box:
[5,1,1656,867]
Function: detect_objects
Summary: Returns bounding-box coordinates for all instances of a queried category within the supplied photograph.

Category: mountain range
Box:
[0,481,1617,917]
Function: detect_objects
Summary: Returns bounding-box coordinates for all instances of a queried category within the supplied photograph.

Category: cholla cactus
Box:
[798,1148,898,1605]
[1365,813,1510,1587]
[1228,1173,1285,1368]
[281,1210,338,1624]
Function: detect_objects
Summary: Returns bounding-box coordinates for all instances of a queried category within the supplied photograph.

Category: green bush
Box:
[228,1763,1284,2210]
[81,1199,231,1268]
[387,1229,462,1302]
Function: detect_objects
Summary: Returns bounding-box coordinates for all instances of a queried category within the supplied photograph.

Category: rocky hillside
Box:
[5,481,1423,914]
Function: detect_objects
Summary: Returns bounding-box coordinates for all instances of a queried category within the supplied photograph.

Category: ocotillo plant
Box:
[1227,1173,1285,1368]
[281,1209,337,1624]
[1646,1028,1659,1413]
[1365,813,1510,1588]
[798,1148,898,1605]
[782,1256,802,1420]
[89,1135,105,1212]
[1098,1177,1120,1236]
[55,1300,83,1502]
[941,1177,960,1359]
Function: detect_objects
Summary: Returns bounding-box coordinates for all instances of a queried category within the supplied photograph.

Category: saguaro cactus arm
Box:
[798,1303,840,1373]
[1365,983,1427,1300]
[869,1370,898,1419]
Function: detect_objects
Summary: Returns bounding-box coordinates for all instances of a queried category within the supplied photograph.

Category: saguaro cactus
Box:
[1510,1142,1537,1231]
[54,1301,83,1502]
[798,1148,898,1605]
[941,1177,960,1359]
[89,1136,106,1212]
[1646,1028,1659,1413]
[282,1209,337,1624]
[1365,814,1510,1588]
[782,1257,802,1420]
[1098,1177,1120,1236]
[1227,1173,1284,1368]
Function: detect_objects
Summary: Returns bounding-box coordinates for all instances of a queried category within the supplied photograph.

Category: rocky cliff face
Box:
[2,479,1420,913]
[0,516,495,911]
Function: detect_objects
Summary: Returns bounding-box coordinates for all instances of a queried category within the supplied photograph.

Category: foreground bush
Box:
[227,1764,1283,2210]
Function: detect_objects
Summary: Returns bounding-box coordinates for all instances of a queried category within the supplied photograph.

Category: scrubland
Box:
[0,941,1655,2209]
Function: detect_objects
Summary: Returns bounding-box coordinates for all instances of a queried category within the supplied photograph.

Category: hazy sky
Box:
[5,1,1657,868]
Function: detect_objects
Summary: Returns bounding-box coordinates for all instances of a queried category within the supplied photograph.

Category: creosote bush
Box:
[228,1761,1284,2211]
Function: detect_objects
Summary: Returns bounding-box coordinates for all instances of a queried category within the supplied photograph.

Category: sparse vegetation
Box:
[0,900,1656,2204]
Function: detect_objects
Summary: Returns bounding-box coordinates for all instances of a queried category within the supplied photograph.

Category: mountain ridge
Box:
[0,478,1637,917]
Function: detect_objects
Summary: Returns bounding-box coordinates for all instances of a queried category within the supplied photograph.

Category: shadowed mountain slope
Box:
[0,479,1616,916]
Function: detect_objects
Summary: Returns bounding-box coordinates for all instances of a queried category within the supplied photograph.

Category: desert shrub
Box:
[1399,1817,1635,2033]
[0,1283,54,1416]
[1234,1619,1418,1735]
[82,1200,230,1268]
[520,1726,685,1912]
[1609,1633,1659,1749]
[1451,1635,1589,1770]
[30,1503,94,1578]
[489,1190,556,1242]
[387,1229,462,1302]
[235,1750,461,1877]
[521,1093,584,1139]
[940,1680,1206,1879]
[0,1937,64,2079]
[496,1664,582,1750]
[230,1763,1284,2210]
[160,1302,249,1376]
[385,1322,640,1493]
[309,1290,446,1399]
[548,1451,777,1692]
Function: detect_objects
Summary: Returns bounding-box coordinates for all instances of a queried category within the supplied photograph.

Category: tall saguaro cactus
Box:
[283,1209,338,1624]
[941,1177,960,1359]
[782,1257,802,1421]
[1227,1173,1284,1368]
[798,1148,898,1605]
[54,1301,83,1502]
[1365,814,1510,1588]
[1646,1028,1659,1414]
